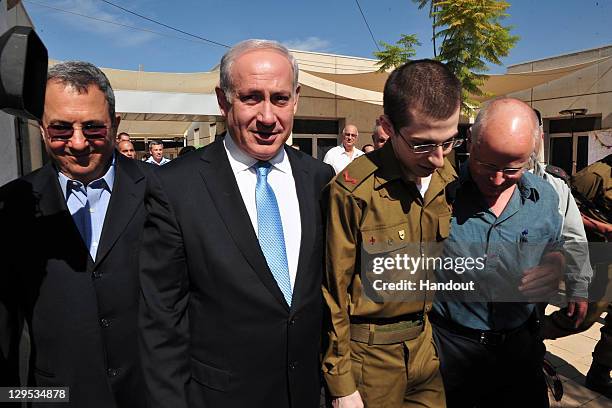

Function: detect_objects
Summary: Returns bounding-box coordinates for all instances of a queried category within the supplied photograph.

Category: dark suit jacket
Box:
[0,153,149,408]
[139,140,334,408]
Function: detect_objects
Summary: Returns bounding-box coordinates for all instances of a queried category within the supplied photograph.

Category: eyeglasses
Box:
[343,132,358,138]
[45,124,109,142]
[473,158,527,176]
[401,136,464,154]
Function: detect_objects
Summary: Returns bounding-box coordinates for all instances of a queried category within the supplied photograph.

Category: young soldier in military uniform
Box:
[322,60,462,408]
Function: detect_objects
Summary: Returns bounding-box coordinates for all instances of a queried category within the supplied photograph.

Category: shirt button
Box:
[100,318,111,328]
[106,368,118,377]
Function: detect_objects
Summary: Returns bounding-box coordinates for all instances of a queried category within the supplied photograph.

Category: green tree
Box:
[374,34,421,72]
[376,0,519,112]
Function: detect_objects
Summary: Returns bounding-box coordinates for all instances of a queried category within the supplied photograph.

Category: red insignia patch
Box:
[343,170,358,185]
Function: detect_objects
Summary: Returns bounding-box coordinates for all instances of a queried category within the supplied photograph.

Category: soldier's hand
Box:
[566,299,588,328]
[519,252,564,301]
[332,390,364,408]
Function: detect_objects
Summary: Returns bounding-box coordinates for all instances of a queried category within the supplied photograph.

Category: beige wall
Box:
[298,85,383,148]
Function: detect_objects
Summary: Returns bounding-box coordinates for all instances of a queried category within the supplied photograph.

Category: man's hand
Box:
[566,299,588,328]
[519,252,565,301]
[332,390,364,408]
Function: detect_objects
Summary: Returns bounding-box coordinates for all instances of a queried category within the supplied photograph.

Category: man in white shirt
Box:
[146,141,170,165]
[323,124,364,174]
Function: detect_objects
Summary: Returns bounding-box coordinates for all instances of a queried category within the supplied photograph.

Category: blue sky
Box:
[24,0,611,74]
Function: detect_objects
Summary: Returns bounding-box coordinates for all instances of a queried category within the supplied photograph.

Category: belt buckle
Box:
[368,324,376,346]
[479,331,505,346]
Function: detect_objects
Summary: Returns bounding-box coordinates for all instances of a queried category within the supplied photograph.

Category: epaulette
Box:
[545,164,570,185]
[334,156,377,192]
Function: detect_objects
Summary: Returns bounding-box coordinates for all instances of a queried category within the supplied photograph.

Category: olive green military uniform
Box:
[545,158,612,365]
[573,159,612,368]
[322,142,455,407]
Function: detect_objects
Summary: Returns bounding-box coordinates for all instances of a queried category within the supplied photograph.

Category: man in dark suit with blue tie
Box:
[139,39,335,408]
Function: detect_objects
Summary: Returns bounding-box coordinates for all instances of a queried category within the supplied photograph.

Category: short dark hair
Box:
[48,61,117,126]
[178,145,196,156]
[149,141,163,149]
[383,59,461,131]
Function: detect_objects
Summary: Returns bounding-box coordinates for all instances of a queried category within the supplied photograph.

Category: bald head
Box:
[118,140,135,159]
[341,124,358,151]
[471,98,539,158]
[468,98,540,199]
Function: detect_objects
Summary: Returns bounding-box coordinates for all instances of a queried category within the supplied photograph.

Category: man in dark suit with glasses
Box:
[0,61,148,407]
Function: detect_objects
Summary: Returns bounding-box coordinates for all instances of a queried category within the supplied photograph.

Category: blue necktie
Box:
[255,161,292,306]
[68,182,94,258]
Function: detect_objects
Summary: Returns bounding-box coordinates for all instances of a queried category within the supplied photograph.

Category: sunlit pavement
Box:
[545,305,611,407]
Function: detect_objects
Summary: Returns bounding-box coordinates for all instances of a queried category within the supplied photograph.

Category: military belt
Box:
[350,318,424,345]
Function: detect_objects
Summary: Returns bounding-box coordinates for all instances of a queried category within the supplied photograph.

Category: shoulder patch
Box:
[545,164,570,184]
[334,155,377,192]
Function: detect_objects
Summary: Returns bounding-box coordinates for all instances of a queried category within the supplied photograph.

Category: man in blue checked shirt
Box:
[430,98,565,408]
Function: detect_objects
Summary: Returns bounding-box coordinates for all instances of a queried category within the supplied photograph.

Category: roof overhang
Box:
[301,55,611,103]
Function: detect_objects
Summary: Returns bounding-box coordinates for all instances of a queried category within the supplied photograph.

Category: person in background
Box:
[118,140,136,159]
[116,131,131,143]
[372,120,390,149]
[323,124,364,174]
[362,144,375,153]
[529,107,589,333]
[178,145,196,157]
[146,141,170,165]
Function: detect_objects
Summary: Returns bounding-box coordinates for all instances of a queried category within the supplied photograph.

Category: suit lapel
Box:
[34,163,70,216]
[33,163,93,267]
[286,147,315,312]
[197,140,290,311]
[94,154,145,267]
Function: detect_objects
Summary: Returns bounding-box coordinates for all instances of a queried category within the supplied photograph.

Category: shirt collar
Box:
[58,154,116,199]
[373,141,456,189]
[223,131,290,175]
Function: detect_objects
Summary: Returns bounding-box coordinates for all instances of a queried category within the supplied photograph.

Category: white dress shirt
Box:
[323,145,364,174]
[224,135,302,289]
[146,156,171,166]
